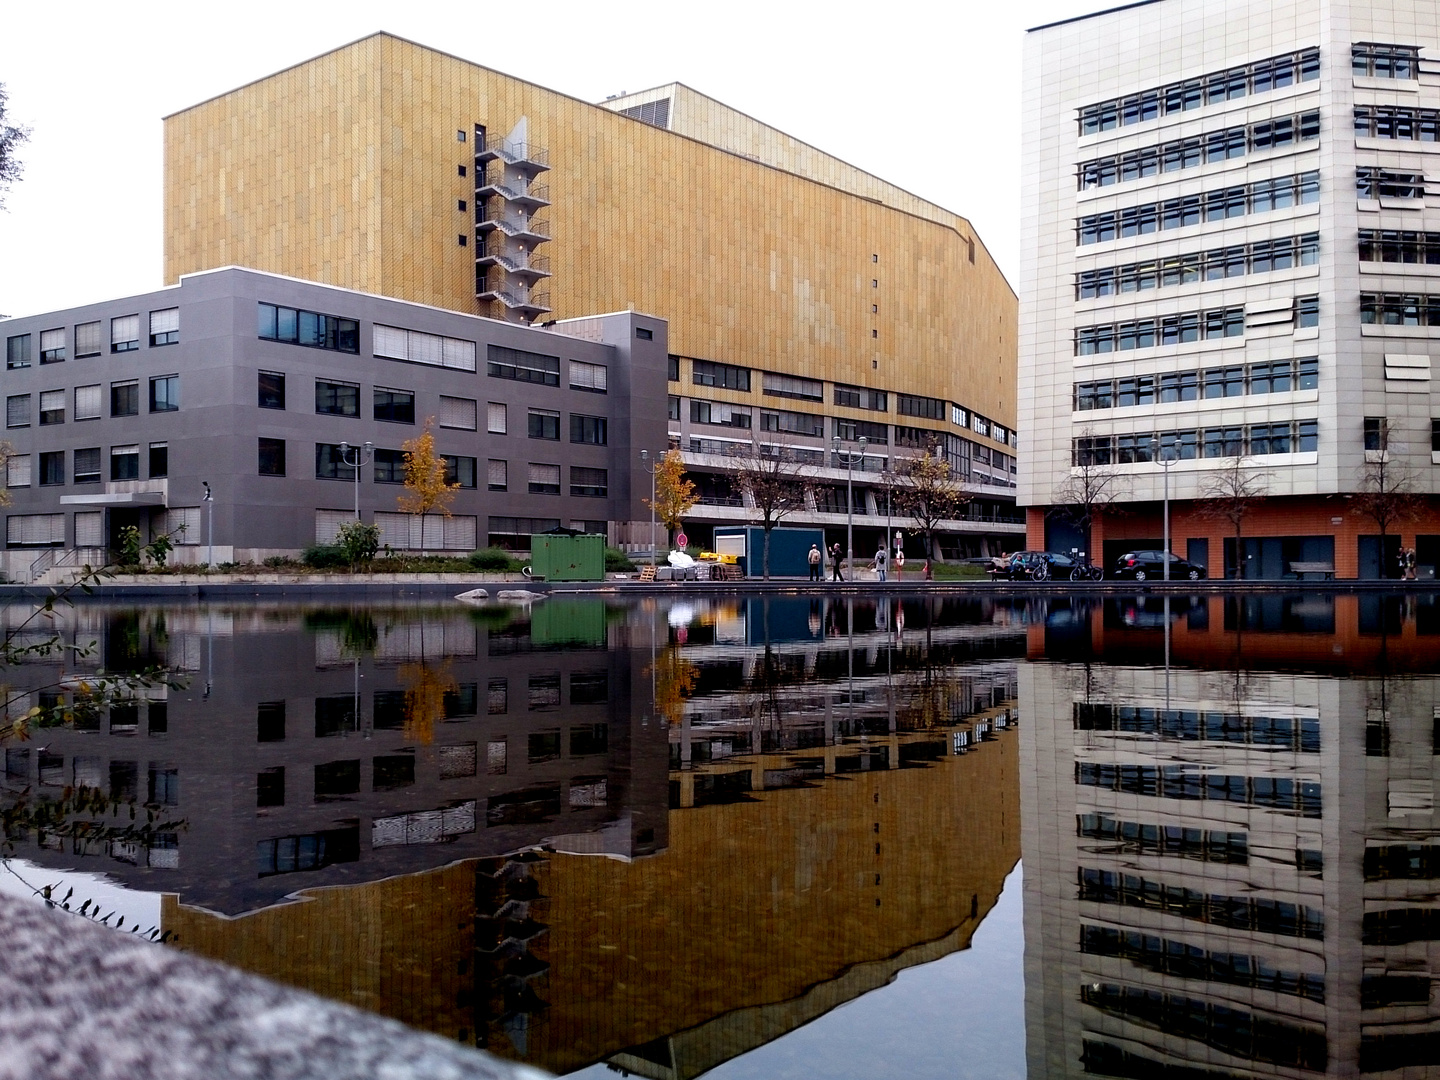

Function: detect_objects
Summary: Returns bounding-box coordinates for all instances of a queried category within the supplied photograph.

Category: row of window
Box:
[1077,299,1317,355]
[1078,866,1325,938]
[1073,703,1321,750]
[1076,171,1319,245]
[7,444,169,487]
[1079,924,1325,1002]
[1353,41,1422,78]
[5,378,177,428]
[6,310,179,370]
[1360,229,1440,263]
[1354,105,1440,141]
[258,302,359,354]
[1076,233,1318,298]
[670,355,1011,444]
[1360,292,1440,326]
[1077,111,1320,190]
[254,440,609,497]
[1074,421,1319,465]
[1077,812,1248,865]
[1074,761,1322,816]
[1080,982,1327,1071]
[1074,358,1318,411]
[1357,167,1427,200]
[1077,47,1319,134]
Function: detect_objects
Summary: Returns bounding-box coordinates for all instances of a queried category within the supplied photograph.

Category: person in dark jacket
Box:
[830,543,844,581]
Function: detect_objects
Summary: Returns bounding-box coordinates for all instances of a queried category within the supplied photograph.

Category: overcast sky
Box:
[0,0,1103,319]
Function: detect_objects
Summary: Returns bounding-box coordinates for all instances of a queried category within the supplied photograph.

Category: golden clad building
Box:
[162,33,1021,555]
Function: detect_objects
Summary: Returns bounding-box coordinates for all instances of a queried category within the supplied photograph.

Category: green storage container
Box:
[529,532,604,581]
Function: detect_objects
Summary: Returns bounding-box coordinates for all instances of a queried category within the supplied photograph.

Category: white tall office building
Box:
[1021,0,1440,580]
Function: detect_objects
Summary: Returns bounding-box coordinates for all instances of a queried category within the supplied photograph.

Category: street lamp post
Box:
[640,449,658,566]
[201,481,213,570]
[338,441,374,521]
[1150,436,1177,582]
[832,435,868,579]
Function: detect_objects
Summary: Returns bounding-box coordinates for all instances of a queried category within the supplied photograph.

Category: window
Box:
[440,395,477,430]
[373,387,414,424]
[258,303,359,354]
[314,443,356,480]
[1355,105,1440,140]
[74,321,101,359]
[39,329,65,363]
[763,372,824,401]
[1078,111,1320,189]
[569,360,608,393]
[149,375,179,413]
[75,511,103,547]
[38,390,64,426]
[73,384,101,421]
[5,395,27,429]
[110,445,139,481]
[1354,42,1421,78]
[5,513,63,547]
[373,324,474,371]
[570,466,608,497]
[527,409,560,440]
[149,443,168,478]
[1356,168,1426,200]
[570,414,608,445]
[636,327,653,340]
[833,418,889,443]
[761,409,824,437]
[1433,419,1440,453]
[315,380,360,417]
[1077,233,1319,298]
[258,371,285,410]
[443,455,477,488]
[6,334,30,369]
[667,355,680,381]
[38,452,63,486]
[73,448,100,484]
[528,463,560,494]
[110,315,139,353]
[1295,296,1319,328]
[1364,416,1389,451]
[668,395,680,421]
[1078,172,1320,245]
[897,394,946,420]
[834,384,887,411]
[148,308,179,347]
[690,401,751,428]
[487,402,507,434]
[371,448,407,484]
[110,381,139,417]
[488,459,507,491]
[257,767,284,808]
[487,344,559,384]
[691,358,751,391]
[1076,306,1244,355]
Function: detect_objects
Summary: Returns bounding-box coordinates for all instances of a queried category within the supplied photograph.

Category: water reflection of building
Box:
[1021,594,1440,1077]
[0,596,1023,1077]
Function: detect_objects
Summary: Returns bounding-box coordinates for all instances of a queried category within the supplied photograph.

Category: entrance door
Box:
[1187,538,1209,574]
[107,508,142,557]
[1359,535,1403,579]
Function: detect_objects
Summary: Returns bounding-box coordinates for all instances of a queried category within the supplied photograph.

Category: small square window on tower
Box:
[872,254,878,263]
[458,164,467,177]
[457,129,466,142]
[459,235,468,247]
[458,199,467,212]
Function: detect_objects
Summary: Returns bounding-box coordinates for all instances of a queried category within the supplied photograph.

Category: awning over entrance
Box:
[59,492,168,506]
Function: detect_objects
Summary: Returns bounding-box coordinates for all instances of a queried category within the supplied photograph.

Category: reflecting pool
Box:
[1,591,1438,1077]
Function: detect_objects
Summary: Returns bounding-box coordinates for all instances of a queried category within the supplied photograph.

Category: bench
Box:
[1287,561,1335,580]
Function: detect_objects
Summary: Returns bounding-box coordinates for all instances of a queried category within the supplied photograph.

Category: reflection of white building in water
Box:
[1022,660,1440,1077]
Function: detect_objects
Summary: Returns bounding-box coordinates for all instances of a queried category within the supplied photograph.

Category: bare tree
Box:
[0,83,29,212]
[1197,456,1268,579]
[1051,431,1129,562]
[892,440,970,570]
[730,437,815,580]
[1353,438,1424,578]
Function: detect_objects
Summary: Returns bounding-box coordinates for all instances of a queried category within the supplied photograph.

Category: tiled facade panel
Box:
[162,34,1017,439]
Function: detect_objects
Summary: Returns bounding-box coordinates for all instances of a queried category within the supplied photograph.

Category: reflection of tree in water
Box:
[651,644,698,726]
[399,661,458,746]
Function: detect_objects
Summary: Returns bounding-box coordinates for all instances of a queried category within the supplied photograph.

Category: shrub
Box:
[302,544,350,570]
[469,547,520,572]
[337,520,380,567]
[263,555,290,568]
[604,547,635,572]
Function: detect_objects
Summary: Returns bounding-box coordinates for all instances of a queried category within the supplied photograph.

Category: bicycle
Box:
[1068,550,1103,582]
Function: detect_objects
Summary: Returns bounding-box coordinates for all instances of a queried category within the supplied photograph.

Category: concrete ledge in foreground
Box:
[0,894,546,1080]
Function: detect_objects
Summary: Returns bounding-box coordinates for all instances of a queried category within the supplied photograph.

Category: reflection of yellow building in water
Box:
[163,722,1019,1077]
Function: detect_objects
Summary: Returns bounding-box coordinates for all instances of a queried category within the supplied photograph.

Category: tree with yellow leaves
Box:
[645,448,698,547]
[398,418,459,520]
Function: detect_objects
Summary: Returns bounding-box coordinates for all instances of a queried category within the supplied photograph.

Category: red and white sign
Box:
[674,532,688,548]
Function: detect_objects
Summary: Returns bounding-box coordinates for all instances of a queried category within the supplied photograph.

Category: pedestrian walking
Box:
[808,543,823,582]
[874,543,888,582]
[830,542,844,582]
[894,547,905,581]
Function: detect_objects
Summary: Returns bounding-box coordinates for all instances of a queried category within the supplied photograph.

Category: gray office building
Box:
[0,267,668,571]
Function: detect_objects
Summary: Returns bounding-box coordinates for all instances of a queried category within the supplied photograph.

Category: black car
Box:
[1002,551,1077,581]
[1114,550,1207,581]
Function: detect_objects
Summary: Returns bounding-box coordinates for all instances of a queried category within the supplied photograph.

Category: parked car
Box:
[1000,551,1077,581]
[1114,550,1207,581]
